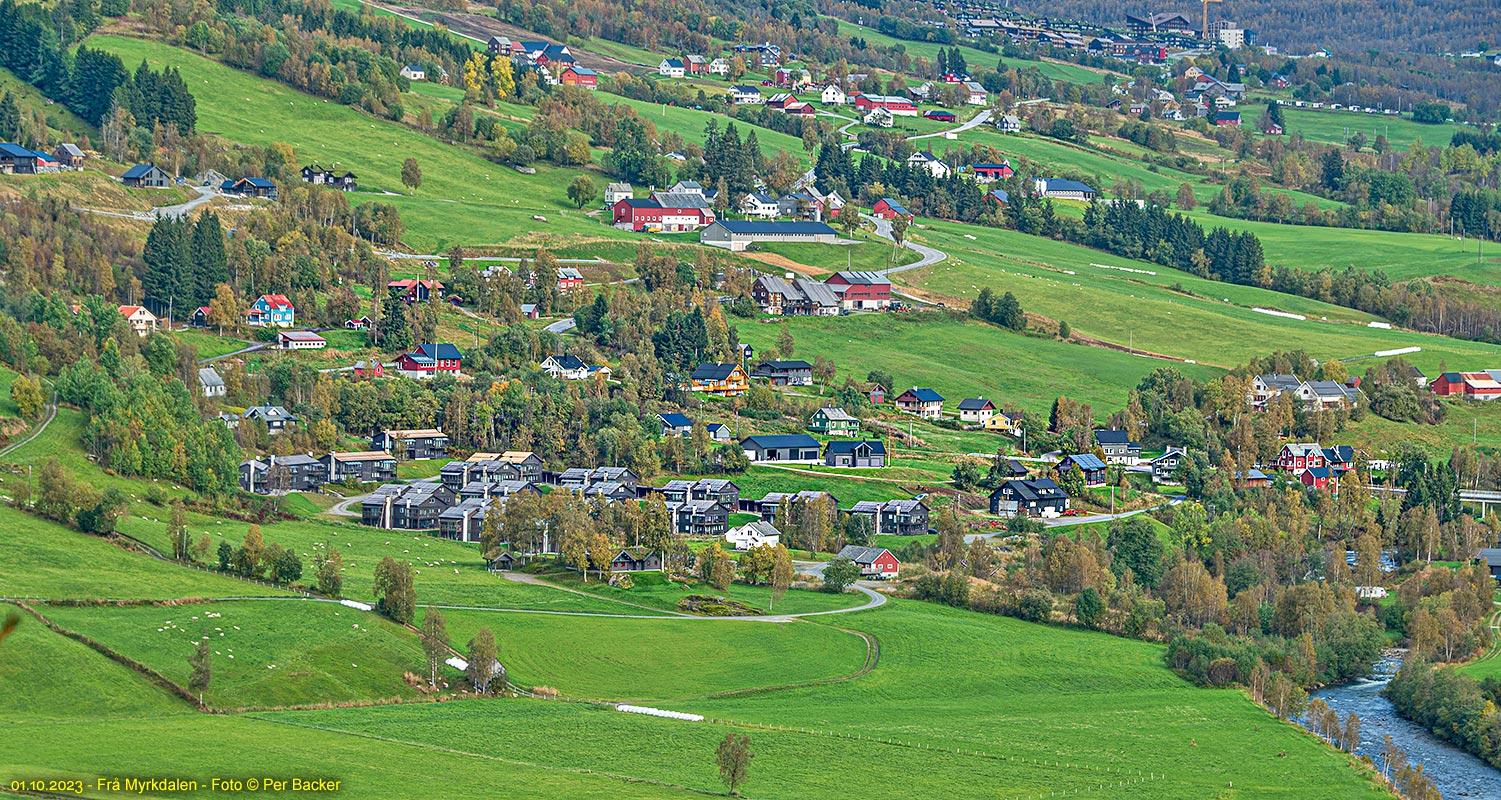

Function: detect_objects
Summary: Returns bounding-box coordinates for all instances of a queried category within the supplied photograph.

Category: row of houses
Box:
[752,270,893,314]
[1248,373,1367,411]
[0,142,90,174]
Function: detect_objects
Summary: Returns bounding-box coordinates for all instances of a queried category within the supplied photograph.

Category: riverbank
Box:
[1307,656,1501,799]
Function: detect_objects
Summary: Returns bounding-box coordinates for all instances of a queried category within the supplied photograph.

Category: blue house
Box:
[246,294,295,327]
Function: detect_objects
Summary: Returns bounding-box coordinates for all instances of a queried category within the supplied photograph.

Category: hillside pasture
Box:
[40,600,428,708]
[86,35,631,251]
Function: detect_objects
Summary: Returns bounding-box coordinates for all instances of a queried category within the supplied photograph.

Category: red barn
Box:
[1299,467,1337,491]
[558,66,598,89]
[1432,372,1501,400]
[611,198,715,232]
[837,545,900,579]
[825,270,892,309]
[970,162,1014,181]
[853,94,917,116]
[924,110,956,122]
[872,197,913,220]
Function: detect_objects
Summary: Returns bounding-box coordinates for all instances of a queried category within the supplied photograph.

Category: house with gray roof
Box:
[197,366,225,398]
[740,434,821,464]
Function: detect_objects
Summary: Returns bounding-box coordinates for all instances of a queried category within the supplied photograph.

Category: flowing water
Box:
[1305,656,1501,798]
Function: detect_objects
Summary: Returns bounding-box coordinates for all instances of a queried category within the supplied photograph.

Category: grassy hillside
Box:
[0,611,192,720]
[441,609,869,701]
[276,600,1389,799]
[736,311,1224,417]
[1241,101,1475,149]
[87,35,628,251]
[831,19,1115,87]
[1180,210,1501,284]
[0,505,288,600]
[902,221,1501,375]
[41,600,428,708]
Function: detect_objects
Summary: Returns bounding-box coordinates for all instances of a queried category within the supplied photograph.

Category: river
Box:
[1305,657,1501,798]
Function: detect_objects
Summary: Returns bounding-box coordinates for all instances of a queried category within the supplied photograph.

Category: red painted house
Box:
[558,66,598,89]
[837,545,900,579]
[1299,467,1338,491]
[871,197,913,220]
[1274,443,1325,472]
[611,198,714,232]
[825,270,892,309]
[970,161,1014,181]
[1432,372,1501,400]
[395,343,465,376]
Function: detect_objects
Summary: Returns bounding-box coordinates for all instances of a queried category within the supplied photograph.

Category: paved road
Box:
[960,495,1188,542]
[197,342,269,365]
[154,185,219,220]
[328,493,370,517]
[0,390,57,459]
[906,108,992,141]
[861,214,947,274]
[544,318,577,334]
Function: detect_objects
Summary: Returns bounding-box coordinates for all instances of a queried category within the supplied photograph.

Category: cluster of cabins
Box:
[0,142,92,174]
[483,38,598,90]
[237,429,451,492]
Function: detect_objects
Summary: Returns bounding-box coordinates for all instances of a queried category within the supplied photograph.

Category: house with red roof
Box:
[388,279,444,303]
[246,294,295,327]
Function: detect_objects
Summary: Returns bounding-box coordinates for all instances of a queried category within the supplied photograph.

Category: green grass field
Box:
[901,221,1501,376]
[440,608,869,700]
[1241,101,1475,149]
[87,35,631,252]
[534,568,869,617]
[831,20,1116,87]
[261,599,1388,799]
[736,311,1224,418]
[0,505,287,600]
[757,236,919,272]
[1179,209,1501,284]
[39,600,428,709]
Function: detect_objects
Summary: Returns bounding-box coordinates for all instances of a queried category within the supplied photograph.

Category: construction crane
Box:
[1202,0,1223,42]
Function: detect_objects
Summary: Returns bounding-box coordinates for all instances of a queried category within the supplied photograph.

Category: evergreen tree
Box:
[142,217,190,309]
[191,212,227,308]
[380,293,411,350]
[0,92,19,141]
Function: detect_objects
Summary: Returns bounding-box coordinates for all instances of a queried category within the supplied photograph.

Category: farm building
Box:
[699,220,838,251]
[277,331,326,350]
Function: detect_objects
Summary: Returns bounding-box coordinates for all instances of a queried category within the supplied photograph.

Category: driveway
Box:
[544,318,577,334]
[906,108,992,141]
[861,214,947,274]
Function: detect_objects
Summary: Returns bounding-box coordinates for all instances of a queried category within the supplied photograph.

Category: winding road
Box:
[0,389,57,459]
[861,214,948,274]
[906,108,993,141]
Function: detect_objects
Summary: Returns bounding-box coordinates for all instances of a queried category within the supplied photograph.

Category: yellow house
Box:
[984,411,1023,436]
[690,363,749,396]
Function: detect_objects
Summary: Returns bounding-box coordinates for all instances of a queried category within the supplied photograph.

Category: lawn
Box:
[87,35,634,252]
[439,608,869,701]
[600,92,814,168]
[39,600,428,709]
[758,236,919,272]
[172,328,253,359]
[735,311,1225,418]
